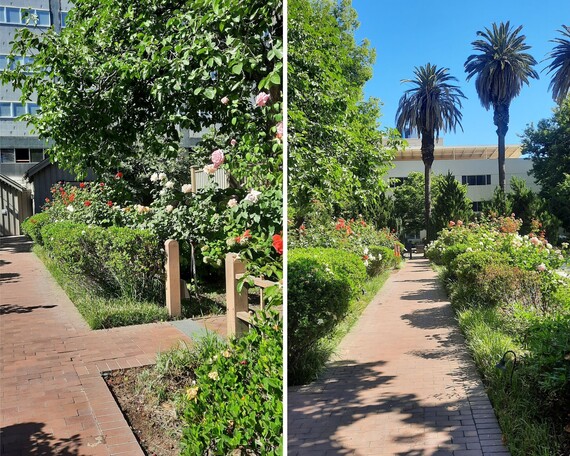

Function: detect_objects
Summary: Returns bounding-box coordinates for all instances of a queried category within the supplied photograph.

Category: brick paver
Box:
[0,236,226,455]
[288,258,510,456]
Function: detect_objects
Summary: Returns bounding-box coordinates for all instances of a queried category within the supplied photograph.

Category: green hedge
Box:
[41,222,164,302]
[21,212,51,245]
[288,248,366,383]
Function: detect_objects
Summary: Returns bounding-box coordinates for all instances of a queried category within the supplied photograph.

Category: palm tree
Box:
[545,25,570,104]
[465,22,538,192]
[396,63,465,241]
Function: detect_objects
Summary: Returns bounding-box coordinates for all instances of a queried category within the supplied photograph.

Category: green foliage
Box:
[288,0,398,221]
[393,172,427,236]
[544,26,570,104]
[288,248,366,384]
[431,172,473,235]
[523,97,570,231]
[451,250,510,285]
[20,212,51,245]
[181,309,282,455]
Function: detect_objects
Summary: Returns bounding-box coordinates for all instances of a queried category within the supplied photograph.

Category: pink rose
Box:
[221,96,229,105]
[255,92,270,107]
[211,149,225,168]
[230,138,237,147]
[449,221,456,227]
[276,121,283,139]
[537,263,546,272]
[457,220,463,226]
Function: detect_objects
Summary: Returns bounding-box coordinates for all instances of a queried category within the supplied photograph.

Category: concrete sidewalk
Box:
[288,258,510,456]
[0,236,224,455]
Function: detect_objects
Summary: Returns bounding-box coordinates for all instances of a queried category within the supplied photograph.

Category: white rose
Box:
[159,189,167,197]
[181,184,193,193]
[165,205,174,213]
[165,181,175,189]
[227,198,238,208]
[66,205,74,212]
[150,172,159,182]
[158,172,167,181]
[203,164,217,175]
[244,189,261,203]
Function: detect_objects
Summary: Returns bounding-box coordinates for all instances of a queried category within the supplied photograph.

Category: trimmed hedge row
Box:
[288,248,367,383]
[24,213,165,303]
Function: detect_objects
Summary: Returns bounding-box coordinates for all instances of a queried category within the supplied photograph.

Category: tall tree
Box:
[395,63,465,241]
[545,25,570,104]
[431,172,473,235]
[465,22,538,192]
[288,0,399,224]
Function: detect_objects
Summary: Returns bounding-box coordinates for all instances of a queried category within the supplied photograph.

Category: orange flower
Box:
[84,201,91,207]
[272,234,283,255]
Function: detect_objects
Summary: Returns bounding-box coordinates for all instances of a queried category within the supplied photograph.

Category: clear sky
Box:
[351,0,570,146]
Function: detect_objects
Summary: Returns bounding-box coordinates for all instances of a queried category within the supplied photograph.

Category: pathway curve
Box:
[0,236,225,456]
[288,258,510,456]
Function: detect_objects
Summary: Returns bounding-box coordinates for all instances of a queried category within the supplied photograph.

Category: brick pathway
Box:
[0,236,225,455]
[288,258,510,456]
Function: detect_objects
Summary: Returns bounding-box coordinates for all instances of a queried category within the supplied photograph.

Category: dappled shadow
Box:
[288,359,488,455]
[0,236,32,253]
[0,422,80,455]
[401,305,456,330]
[0,272,20,284]
[0,304,57,314]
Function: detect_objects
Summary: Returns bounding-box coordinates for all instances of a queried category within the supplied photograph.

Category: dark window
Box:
[15,149,30,163]
[30,149,44,162]
[390,177,407,188]
[462,175,492,186]
[1,149,15,163]
[472,201,484,212]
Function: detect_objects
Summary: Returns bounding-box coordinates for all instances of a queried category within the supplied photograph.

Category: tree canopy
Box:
[288,0,398,223]
[3,0,283,188]
[545,25,570,104]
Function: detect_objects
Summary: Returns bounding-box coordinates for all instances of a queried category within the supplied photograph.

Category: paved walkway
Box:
[288,258,510,456]
[0,236,225,456]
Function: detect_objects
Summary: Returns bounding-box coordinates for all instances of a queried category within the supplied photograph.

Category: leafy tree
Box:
[465,22,538,192]
[483,187,513,217]
[522,97,570,231]
[545,25,570,104]
[288,0,398,224]
[395,63,465,240]
[3,0,283,190]
[508,177,539,234]
[431,172,473,235]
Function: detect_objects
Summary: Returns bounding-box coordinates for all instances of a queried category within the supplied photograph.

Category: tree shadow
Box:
[0,304,57,314]
[288,360,488,455]
[0,236,32,253]
[0,422,80,455]
[401,306,456,330]
[0,272,20,284]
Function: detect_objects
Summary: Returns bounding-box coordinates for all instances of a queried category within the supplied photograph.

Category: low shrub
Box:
[41,222,91,273]
[440,243,470,268]
[181,309,282,455]
[21,212,51,245]
[288,248,366,383]
[451,250,510,284]
[365,245,396,277]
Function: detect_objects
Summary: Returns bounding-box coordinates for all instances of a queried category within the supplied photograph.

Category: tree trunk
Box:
[493,103,510,192]
[421,131,435,241]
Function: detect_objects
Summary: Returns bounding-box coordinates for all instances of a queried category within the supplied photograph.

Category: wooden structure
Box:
[0,175,32,236]
[225,252,278,337]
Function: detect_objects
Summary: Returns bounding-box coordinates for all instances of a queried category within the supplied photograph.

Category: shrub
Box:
[41,222,91,273]
[451,250,510,284]
[288,248,366,382]
[440,243,470,268]
[366,245,396,277]
[181,309,282,455]
[21,212,51,245]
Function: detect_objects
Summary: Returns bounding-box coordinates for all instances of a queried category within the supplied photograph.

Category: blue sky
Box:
[351,0,570,146]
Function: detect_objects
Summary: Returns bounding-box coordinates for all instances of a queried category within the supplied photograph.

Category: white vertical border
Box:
[281,0,288,453]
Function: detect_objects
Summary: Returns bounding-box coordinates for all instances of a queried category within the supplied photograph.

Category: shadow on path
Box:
[0,304,57,314]
[0,423,80,455]
[0,236,32,253]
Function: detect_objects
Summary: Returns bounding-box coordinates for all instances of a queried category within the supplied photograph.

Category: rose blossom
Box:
[211,149,225,168]
[221,96,229,105]
[203,164,217,175]
[66,205,74,212]
[150,173,159,182]
[165,181,175,189]
[537,263,547,272]
[165,205,174,213]
[276,121,283,139]
[158,172,167,181]
[230,138,237,147]
[272,234,283,255]
[227,198,238,208]
[245,189,261,203]
[255,92,270,107]
[448,221,456,227]
[181,184,193,194]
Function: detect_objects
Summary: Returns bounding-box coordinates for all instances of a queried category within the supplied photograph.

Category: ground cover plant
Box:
[426,215,570,455]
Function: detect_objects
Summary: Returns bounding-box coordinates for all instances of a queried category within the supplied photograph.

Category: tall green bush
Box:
[21,212,51,245]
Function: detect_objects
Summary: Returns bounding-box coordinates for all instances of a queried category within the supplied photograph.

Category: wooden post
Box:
[226,253,249,337]
[190,166,197,194]
[165,239,181,317]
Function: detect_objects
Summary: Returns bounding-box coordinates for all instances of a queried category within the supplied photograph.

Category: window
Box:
[0,6,50,26]
[0,55,7,70]
[5,7,20,24]
[1,149,15,163]
[0,102,11,118]
[0,102,40,118]
[462,174,491,186]
[30,149,44,162]
[27,103,39,115]
[15,148,30,163]
[60,11,68,28]
[13,103,26,117]
[472,201,484,212]
[35,10,50,26]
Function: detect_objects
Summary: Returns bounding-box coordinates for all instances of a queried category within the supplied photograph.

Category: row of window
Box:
[462,174,492,186]
[0,55,34,71]
[1,148,46,163]
[0,101,39,118]
[0,6,50,26]
[0,7,68,28]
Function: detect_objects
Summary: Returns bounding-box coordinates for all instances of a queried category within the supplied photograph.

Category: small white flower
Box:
[201,245,209,252]
[203,164,217,175]
[227,198,238,208]
[546,243,553,249]
[363,260,369,267]
[150,172,159,182]
[244,189,262,203]
[317,318,324,325]
[158,172,167,181]
[363,247,369,255]
[226,238,236,247]
[216,259,222,267]
[81,230,86,235]
[66,205,74,212]
[181,184,193,193]
[159,189,167,197]
[165,181,175,189]
[537,263,547,272]
[165,205,174,213]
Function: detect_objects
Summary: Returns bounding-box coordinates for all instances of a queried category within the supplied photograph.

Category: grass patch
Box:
[34,245,170,329]
[298,269,392,383]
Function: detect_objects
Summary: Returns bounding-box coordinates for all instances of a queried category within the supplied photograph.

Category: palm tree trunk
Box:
[494,103,510,192]
[421,131,435,241]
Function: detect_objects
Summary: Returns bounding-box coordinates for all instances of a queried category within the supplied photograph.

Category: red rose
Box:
[243,229,252,239]
[115,172,123,179]
[107,201,113,207]
[99,182,105,187]
[45,197,50,203]
[84,201,91,207]
[272,234,283,255]
[68,194,75,202]
[79,182,86,188]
